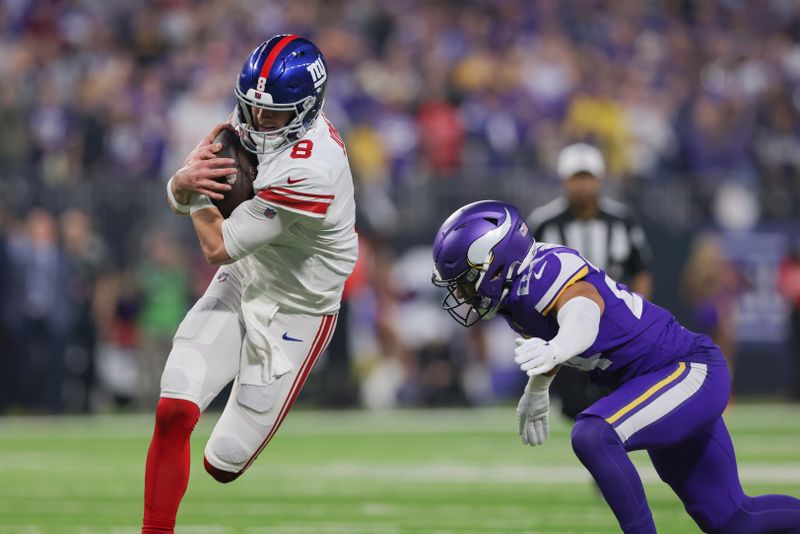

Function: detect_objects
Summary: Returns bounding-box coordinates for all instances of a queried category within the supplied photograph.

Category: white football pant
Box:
[159,262,337,475]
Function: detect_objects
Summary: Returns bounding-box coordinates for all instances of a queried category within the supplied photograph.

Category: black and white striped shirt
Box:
[526,197,651,285]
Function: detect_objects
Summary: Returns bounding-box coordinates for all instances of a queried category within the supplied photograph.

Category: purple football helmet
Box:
[235,34,327,154]
[432,200,534,326]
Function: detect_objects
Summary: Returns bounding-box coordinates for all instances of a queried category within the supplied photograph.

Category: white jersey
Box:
[223,114,358,316]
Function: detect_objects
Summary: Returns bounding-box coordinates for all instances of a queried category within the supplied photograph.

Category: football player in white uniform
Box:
[142,35,357,534]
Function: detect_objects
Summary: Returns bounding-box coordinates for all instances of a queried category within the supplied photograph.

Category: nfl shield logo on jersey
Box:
[264,207,277,219]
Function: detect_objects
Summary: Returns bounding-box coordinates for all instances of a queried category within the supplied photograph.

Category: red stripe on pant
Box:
[238,313,337,474]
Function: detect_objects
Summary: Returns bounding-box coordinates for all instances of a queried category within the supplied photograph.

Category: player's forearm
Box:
[191,207,233,265]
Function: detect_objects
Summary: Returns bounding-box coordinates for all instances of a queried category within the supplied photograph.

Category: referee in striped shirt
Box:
[527,143,653,419]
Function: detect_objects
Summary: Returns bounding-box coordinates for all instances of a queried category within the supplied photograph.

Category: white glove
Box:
[516,385,550,446]
[514,337,565,376]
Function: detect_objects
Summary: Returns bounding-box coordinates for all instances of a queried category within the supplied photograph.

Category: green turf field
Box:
[0,404,798,533]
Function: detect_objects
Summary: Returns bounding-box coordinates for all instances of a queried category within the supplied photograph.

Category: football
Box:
[212,127,258,218]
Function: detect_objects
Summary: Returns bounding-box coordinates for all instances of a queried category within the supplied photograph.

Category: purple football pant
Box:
[572,358,800,533]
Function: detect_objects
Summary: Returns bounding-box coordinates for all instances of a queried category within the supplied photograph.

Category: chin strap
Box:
[480,260,520,321]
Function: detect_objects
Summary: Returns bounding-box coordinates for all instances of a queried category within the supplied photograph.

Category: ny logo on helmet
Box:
[306,58,327,89]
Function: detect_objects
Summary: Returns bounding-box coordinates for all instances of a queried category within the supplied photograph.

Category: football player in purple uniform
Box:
[432,200,800,534]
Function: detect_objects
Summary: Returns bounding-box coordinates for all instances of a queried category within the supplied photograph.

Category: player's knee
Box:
[160,367,192,397]
[160,345,207,400]
[154,397,200,437]
[204,455,242,484]
[682,505,722,533]
[204,436,251,483]
[571,416,620,462]
[705,497,759,534]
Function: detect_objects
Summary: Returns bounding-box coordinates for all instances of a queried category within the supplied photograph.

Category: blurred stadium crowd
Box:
[1,0,800,413]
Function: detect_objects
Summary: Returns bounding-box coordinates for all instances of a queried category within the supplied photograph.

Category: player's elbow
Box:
[202,242,233,266]
[206,251,233,266]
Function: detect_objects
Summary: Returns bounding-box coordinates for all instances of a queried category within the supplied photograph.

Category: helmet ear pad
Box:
[488,263,506,282]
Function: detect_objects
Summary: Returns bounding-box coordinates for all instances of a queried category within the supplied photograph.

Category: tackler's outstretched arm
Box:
[514,281,604,377]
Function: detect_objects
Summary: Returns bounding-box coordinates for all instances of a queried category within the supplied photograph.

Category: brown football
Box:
[212,127,257,218]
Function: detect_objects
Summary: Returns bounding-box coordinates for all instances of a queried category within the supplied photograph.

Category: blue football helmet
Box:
[235,34,328,154]
[432,200,534,327]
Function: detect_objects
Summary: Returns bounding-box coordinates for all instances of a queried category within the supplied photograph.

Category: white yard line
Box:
[2,451,799,485]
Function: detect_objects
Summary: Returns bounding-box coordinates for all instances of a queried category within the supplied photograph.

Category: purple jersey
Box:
[500,243,721,388]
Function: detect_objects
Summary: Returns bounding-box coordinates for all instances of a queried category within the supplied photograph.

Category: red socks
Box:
[142,398,200,534]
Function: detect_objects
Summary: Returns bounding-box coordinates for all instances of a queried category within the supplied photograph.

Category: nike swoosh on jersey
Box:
[282,332,303,342]
[533,262,547,280]
[286,177,307,184]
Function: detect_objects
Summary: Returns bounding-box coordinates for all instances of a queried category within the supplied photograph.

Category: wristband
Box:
[189,194,215,215]
[166,176,191,214]
[526,373,555,393]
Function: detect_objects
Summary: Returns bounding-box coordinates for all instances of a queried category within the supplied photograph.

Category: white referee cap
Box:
[557,143,605,180]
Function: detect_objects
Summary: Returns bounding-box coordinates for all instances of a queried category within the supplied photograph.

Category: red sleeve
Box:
[257,185,334,218]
